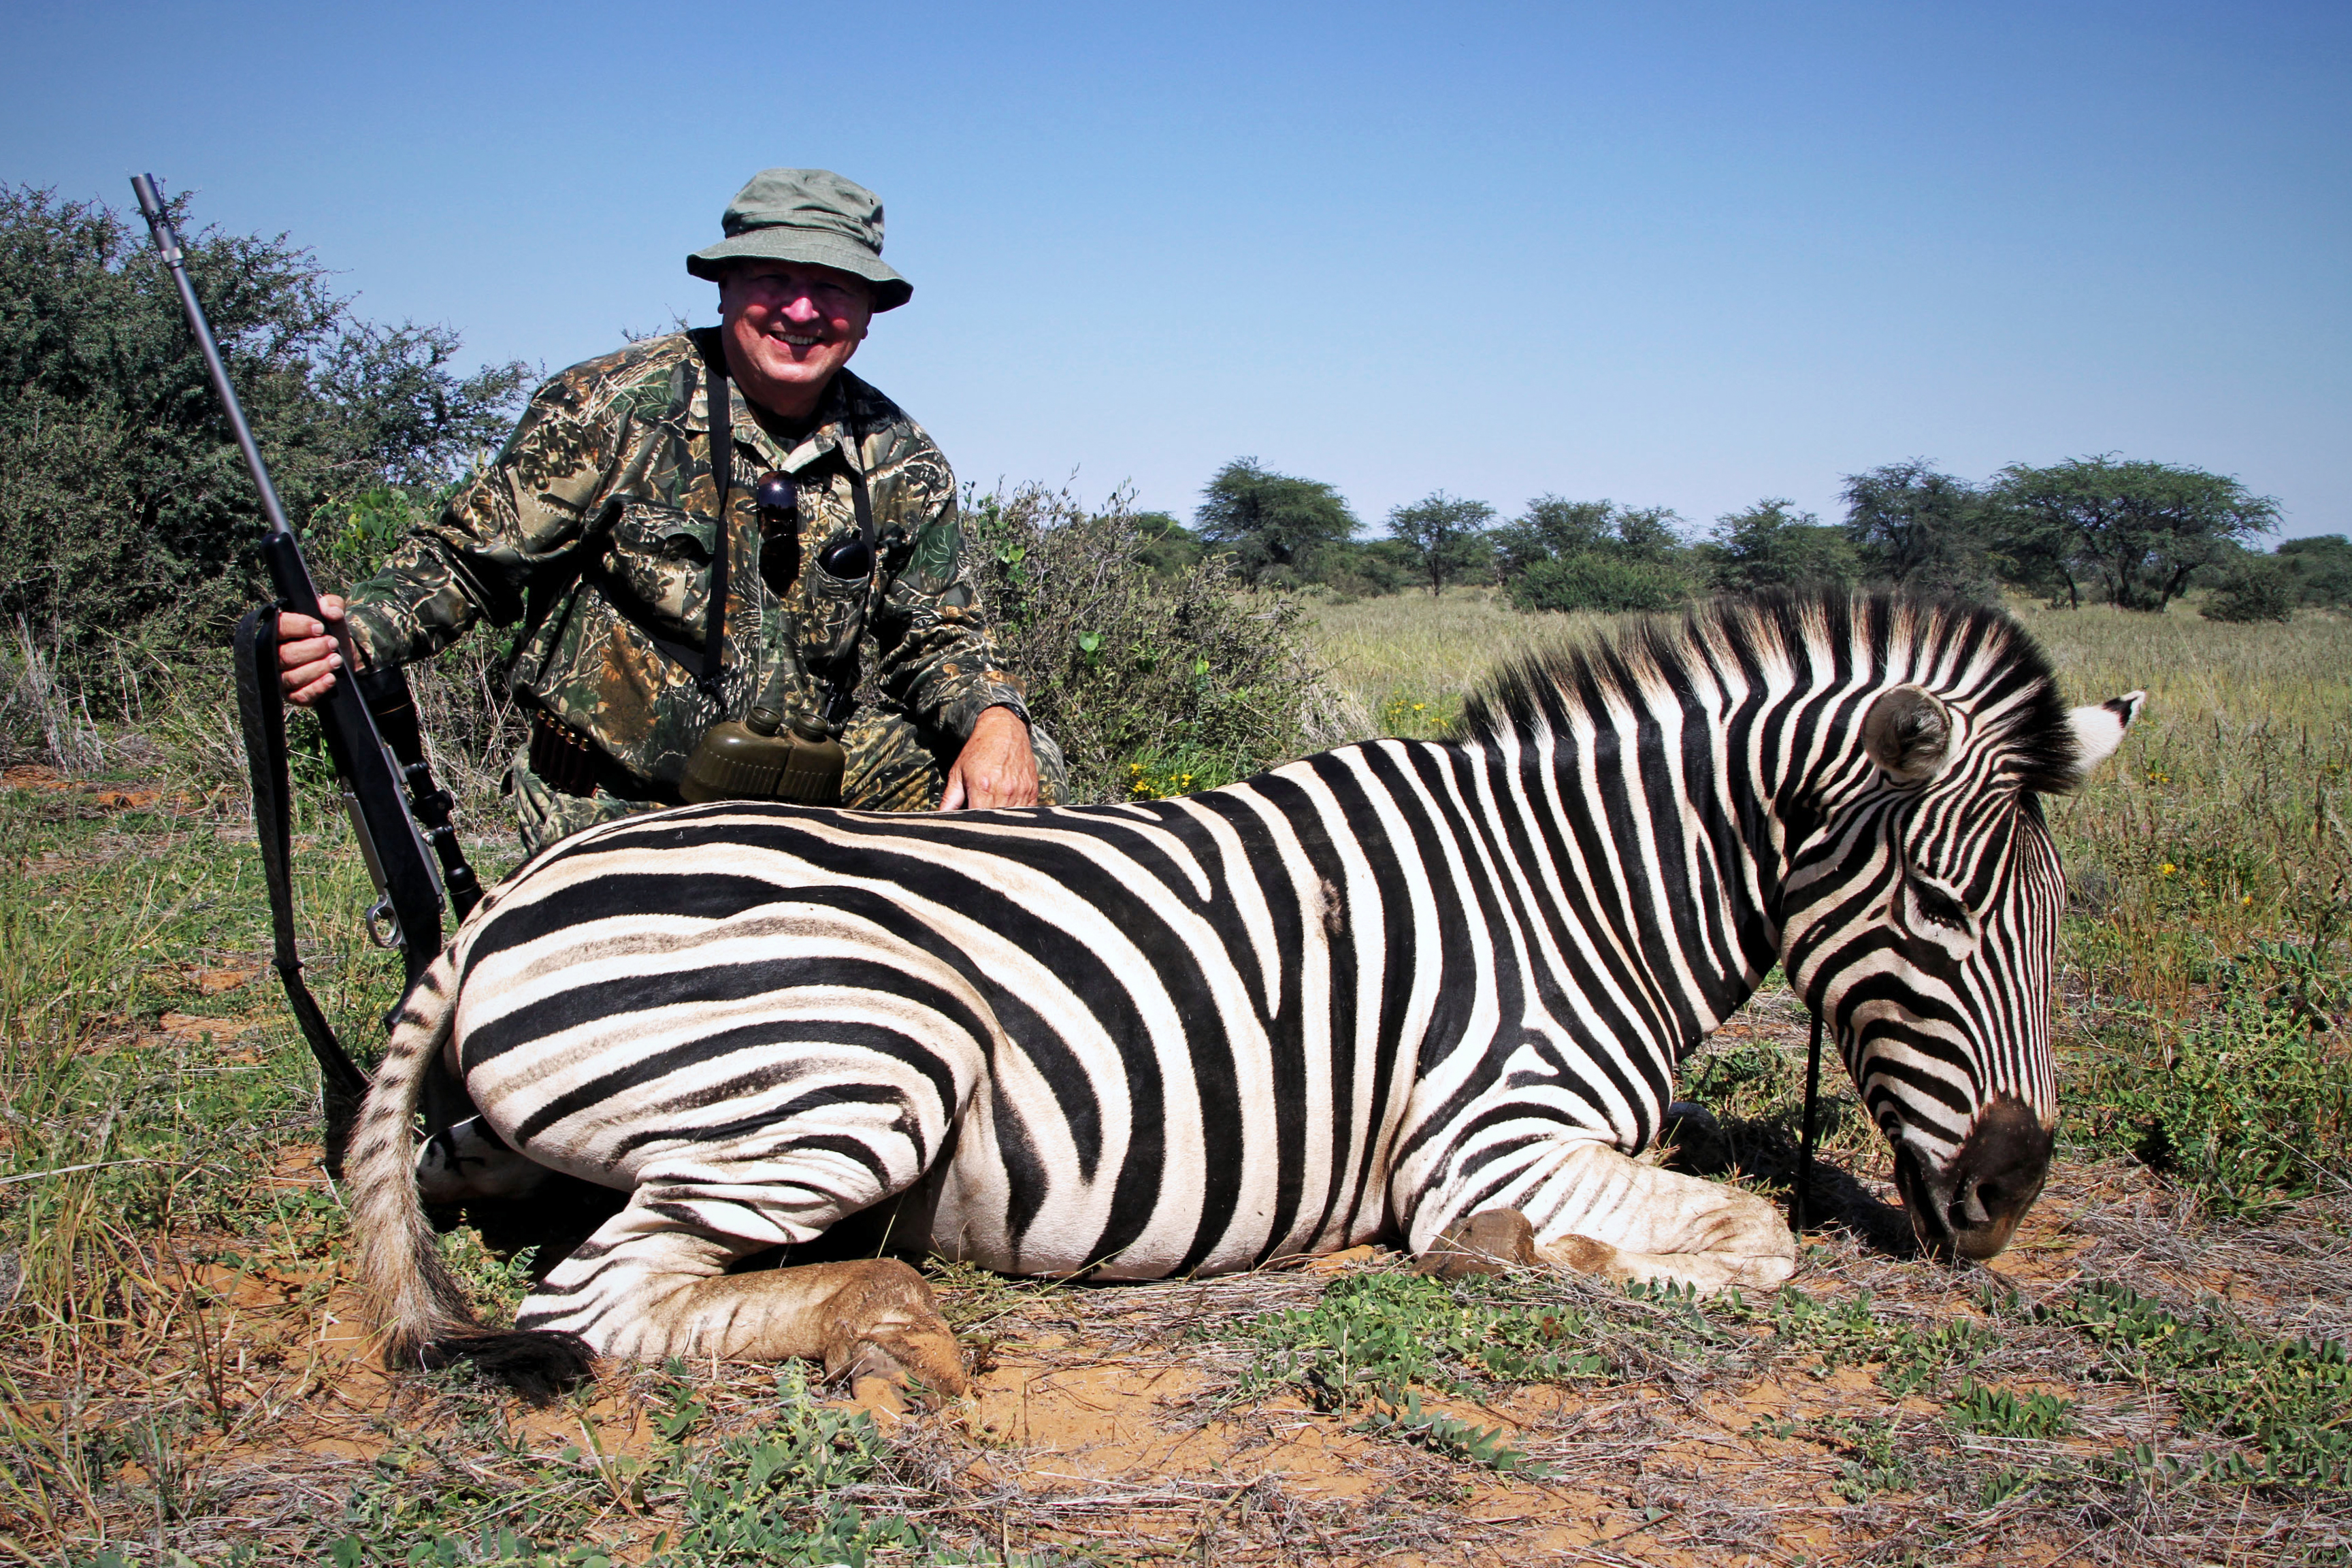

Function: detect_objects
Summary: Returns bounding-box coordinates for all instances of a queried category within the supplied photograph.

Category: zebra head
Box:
[1777,608,2142,1262]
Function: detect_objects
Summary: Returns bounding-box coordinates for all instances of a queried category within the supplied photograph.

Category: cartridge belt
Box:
[526,708,680,804]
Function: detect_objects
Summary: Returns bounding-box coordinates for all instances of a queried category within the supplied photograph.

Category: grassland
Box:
[1,595,2347,1565]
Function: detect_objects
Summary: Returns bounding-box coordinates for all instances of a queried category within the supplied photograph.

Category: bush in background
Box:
[1512,551,1690,614]
[966,484,1333,801]
[2200,554,2298,623]
[2276,534,2352,608]
[1492,496,1697,613]
[1311,538,1418,599]
[0,184,525,664]
[1701,498,1859,594]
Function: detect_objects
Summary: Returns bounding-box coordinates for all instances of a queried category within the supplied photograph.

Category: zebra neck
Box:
[1475,701,1781,1084]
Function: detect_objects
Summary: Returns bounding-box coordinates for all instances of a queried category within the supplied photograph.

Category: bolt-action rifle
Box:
[132,174,483,1171]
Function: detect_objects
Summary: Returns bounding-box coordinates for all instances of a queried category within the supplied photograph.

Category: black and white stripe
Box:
[359,592,2138,1359]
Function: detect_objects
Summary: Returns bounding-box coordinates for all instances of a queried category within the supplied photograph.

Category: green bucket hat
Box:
[685,168,911,311]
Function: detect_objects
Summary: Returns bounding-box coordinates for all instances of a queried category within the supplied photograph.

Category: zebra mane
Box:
[1458,589,2084,792]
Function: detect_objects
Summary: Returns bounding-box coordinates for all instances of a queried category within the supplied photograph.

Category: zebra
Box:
[349,591,2141,1398]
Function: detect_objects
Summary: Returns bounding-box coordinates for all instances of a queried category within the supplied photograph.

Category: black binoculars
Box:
[755,470,874,582]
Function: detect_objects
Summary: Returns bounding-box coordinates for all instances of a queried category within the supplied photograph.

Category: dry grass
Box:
[1300,587,1607,737]
[1,594,2347,1565]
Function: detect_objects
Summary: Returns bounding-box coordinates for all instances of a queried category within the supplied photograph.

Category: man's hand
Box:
[277,594,357,708]
[939,706,1039,810]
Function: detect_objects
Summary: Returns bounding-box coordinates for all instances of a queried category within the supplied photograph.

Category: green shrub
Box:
[2065,941,2350,1216]
[2200,555,2297,623]
[1508,551,1691,613]
[966,483,1331,802]
[1312,537,1415,598]
[2276,534,2352,606]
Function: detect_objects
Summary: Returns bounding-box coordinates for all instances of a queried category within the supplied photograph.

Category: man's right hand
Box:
[278,594,353,708]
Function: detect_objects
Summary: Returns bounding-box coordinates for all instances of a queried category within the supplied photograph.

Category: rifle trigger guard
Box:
[363,896,402,951]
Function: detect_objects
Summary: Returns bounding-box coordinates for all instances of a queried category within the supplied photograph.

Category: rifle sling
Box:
[234,606,374,1173]
[701,343,732,699]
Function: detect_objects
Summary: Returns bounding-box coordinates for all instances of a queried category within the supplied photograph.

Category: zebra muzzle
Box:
[1892,1095,2053,1262]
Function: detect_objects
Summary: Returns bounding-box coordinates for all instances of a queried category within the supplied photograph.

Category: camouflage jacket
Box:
[344,330,1025,792]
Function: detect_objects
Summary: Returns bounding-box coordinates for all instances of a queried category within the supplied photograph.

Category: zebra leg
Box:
[514,1194,968,1400]
[1417,1140,1796,1296]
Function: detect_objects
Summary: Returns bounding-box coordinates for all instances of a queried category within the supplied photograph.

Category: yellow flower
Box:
[2241,894,2254,906]
[2159,863,2177,877]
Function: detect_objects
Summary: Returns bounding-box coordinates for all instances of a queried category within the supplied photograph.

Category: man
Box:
[280,167,1060,851]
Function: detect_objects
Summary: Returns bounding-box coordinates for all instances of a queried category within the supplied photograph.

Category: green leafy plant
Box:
[1945,1377,2076,1439]
[1352,1388,1552,1477]
[647,1367,914,1567]
[2065,943,2350,1215]
[2042,1281,2352,1486]
[1235,1270,1609,1409]
[1821,1415,1919,1501]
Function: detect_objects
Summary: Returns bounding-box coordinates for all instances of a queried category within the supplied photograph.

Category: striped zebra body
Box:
[353,593,2140,1386]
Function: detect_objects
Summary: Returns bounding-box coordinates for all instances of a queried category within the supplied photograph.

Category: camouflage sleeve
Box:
[869,466,1030,742]
[342,368,625,669]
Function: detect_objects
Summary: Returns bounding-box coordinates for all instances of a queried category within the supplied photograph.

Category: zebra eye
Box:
[1908,880,1970,932]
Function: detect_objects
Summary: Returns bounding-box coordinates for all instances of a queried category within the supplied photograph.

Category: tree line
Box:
[1149,455,2347,623]
[4,179,2345,677]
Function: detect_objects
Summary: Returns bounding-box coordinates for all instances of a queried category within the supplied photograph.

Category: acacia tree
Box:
[1192,457,1358,585]
[1388,491,1494,596]
[1991,456,2278,611]
[1840,459,1992,599]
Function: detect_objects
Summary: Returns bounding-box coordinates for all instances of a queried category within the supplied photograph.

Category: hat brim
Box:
[687,229,911,311]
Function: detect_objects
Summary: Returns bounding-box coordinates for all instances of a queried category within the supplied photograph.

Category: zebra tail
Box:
[348,953,596,1402]
[348,950,483,1365]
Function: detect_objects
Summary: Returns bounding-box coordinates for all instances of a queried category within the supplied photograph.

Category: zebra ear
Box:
[2065,691,2146,783]
[1862,685,1954,784]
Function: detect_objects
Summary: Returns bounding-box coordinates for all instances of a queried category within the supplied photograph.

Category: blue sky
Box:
[7,1,2346,538]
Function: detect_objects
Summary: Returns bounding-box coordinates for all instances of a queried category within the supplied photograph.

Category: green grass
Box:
[316,1366,919,1568]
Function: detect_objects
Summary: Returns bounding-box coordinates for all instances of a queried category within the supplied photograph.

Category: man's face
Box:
[719,260,875,416]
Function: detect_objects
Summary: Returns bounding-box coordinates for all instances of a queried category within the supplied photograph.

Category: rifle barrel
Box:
[132,171,448,979]
[130,174,299,546]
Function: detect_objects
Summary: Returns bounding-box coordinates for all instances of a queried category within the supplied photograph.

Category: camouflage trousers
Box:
[511,700,1068,857]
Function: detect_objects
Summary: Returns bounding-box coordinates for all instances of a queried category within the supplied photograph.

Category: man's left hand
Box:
[940,706,1039,810]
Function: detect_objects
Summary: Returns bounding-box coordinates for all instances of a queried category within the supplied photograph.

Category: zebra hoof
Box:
[418,1328,598,1406]
[811,1260,970,1402]
[1416,1209,1539,1279]
[830,1326,970,1403]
